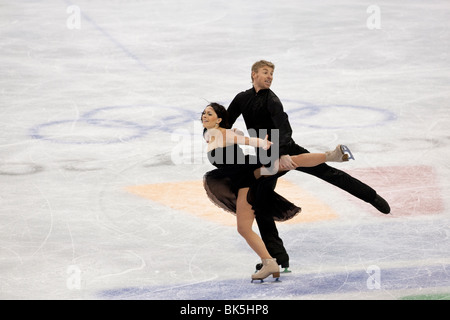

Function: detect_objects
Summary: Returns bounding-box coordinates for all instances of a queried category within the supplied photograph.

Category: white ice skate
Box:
[325,144,354,162]
[255,263,291,274]
[251,258,280,283]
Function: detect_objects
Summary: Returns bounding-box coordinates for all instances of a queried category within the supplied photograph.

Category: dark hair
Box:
[201,102,230,133]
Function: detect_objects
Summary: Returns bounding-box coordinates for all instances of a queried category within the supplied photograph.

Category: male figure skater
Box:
[227,60,390,270]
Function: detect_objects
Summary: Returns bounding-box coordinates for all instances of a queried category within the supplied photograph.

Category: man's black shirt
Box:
[227,87,294,156]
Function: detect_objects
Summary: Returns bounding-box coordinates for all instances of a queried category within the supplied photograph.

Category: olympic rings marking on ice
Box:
[283,99,397,129]
[30,104,198,145]
[29,101,397,144]
[30,118,149,145]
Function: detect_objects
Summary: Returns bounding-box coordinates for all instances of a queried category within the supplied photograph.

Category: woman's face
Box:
[202,106,221,129]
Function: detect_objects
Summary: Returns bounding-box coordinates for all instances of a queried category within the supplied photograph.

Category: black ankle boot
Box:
[371,194,390,214]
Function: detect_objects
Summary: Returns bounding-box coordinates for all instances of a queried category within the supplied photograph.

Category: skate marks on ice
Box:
[98,262,450,300]
[125,178,339,226]
[0,162,44,176]
[346,165,444,216]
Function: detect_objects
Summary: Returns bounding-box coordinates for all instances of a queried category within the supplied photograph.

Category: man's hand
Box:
[278,155,297,170]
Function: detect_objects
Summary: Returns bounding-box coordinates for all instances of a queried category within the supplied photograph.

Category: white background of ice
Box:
[1,0,449,300]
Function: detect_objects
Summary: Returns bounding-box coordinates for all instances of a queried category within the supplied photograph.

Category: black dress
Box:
[203,144,301,222]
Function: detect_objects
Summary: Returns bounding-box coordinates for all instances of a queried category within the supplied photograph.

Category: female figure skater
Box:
[202,103,350,281]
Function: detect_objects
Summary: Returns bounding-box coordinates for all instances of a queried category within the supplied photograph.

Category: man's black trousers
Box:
[255,143,377,268]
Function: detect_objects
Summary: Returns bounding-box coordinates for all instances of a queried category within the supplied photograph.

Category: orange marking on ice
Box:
[125,178,338,226]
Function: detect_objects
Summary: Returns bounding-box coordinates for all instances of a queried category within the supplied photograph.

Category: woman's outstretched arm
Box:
[225,129,272,150]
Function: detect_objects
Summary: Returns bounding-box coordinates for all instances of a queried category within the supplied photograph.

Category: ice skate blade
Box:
[251,278,281,284]
[251,272,281,283]
[340,145,355,160]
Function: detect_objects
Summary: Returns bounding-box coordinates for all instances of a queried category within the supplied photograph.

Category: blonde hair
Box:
[251,60,275,83]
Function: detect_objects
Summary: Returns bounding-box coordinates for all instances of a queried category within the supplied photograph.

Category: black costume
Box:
[226,87,383,268]
[204,144,300,222]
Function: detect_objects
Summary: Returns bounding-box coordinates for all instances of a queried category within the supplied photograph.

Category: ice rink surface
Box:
[1,0,449,300]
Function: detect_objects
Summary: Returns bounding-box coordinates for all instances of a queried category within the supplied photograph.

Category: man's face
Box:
[252,66,274,91]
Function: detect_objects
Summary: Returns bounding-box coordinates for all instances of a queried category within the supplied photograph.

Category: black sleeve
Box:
[266,95,293,156]
[227,94,242,129]
[226,94,242,129]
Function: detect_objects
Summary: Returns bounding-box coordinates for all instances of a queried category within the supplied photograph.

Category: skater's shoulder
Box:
[258,88,280,99]
[238,87,255,96]
[267,88,280,98]
[230,88,255,103]
[267,90,282,104]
